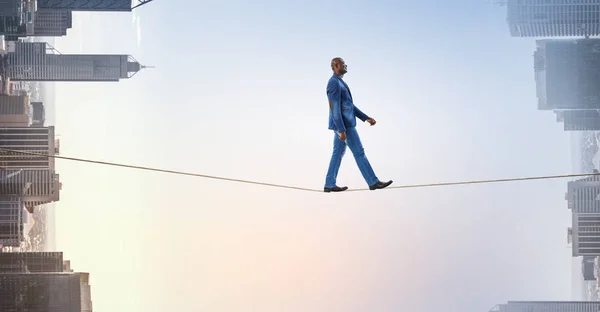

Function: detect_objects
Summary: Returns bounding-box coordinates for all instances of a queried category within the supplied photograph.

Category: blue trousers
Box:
[324,126,379,188]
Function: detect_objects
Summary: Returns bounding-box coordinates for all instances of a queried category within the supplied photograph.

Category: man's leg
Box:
[345,127,393,190]
[324,131,348,192]
[343,127,378,186]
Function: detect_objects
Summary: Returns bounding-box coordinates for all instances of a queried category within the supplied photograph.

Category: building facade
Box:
[0,252,64,273]
[30,102,45,127]
[33,10,72,37]
[6,42,145,82]
[38,0,133,11]
[0,169,60,207]
[535,39,600,110]
[79,272,92,312]
[560,110,600,131]
[0,0,35,38]
[0,95,28,115]
[0,197,23,247]
[0,127,58,169]
[507,0,600,37]
[566,175,600,256]
[572,213,600,256]
[567,175,600,213]
[0,95,30,127]
[0,272,82,312]
[494,301,600,312]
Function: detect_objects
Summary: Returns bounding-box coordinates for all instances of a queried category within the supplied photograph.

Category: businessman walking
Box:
[324,57,393,192]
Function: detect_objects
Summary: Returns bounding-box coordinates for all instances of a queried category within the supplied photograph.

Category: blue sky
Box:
[49,1,574,311]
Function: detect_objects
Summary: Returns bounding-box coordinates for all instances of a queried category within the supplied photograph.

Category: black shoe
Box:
[369,180,393,191]
[324,186,348,193]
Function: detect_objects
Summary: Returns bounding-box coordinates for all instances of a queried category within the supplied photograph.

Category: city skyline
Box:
[0,0,150,310]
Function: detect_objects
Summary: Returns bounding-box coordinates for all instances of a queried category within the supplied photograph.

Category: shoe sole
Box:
[324,188,348,193]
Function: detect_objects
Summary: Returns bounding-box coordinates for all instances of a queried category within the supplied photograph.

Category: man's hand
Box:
[366,118,376,126]
[338,132,346,141]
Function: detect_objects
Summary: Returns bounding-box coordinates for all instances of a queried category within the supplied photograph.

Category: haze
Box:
[50,1,573,311]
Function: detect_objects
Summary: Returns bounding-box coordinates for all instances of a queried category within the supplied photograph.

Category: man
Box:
[324,57,393,192]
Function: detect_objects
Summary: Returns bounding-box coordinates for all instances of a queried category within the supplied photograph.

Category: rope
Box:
[347,172,592,191]
[0,147,595,192]
[0,148,319,192]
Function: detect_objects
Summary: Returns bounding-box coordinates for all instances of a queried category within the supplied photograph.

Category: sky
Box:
[47,1,574,311]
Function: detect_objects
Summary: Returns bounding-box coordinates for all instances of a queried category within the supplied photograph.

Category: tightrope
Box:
[0,148,595,192]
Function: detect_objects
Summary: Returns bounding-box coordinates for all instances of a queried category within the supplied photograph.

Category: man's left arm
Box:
[354,105,369,122]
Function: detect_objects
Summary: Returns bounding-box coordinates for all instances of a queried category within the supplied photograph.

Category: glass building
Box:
[507,0,600,37]
[493,301,600,311]
[0,252,64,273]
[6,42,146,82]
[0,272,82,312]
[0,127,58,169]
[560,110,600,131]
[37,0,133,11]
[0,197,23,247]
[534,39,600,110]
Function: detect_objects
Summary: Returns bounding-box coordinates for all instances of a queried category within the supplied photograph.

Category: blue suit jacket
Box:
[327,74,369,133]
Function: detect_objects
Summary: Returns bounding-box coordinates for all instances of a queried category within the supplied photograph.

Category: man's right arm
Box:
[327,79,346,133]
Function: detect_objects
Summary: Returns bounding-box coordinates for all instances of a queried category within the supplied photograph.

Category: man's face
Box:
[333,59,347,75]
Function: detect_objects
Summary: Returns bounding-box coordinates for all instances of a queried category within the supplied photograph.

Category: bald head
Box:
[331,57,347,76]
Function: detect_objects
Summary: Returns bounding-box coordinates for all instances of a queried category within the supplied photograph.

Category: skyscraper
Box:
[0,272,83,312]
[566,175,600,256]
[30,102,45,127]
[567,175,600,213]
[571,213,600,256]
[506,0,600,37]
[38,0,133,11]
[0,252,64,273]
[33,10,72,37]
[534,39,600,110]
[0,95,30,127]
[492,301,600,312]
[37,0,155,11]
[0,169,60,208]
[560,110,600,131]
[3,10,73,41]
[0,0,35,37]
[0,95,29,115]
[0,127,58,169]
[6,42,147,82]
[0,197,24,247]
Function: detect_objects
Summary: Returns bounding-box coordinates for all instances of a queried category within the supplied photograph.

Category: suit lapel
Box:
[336,75,353,102]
